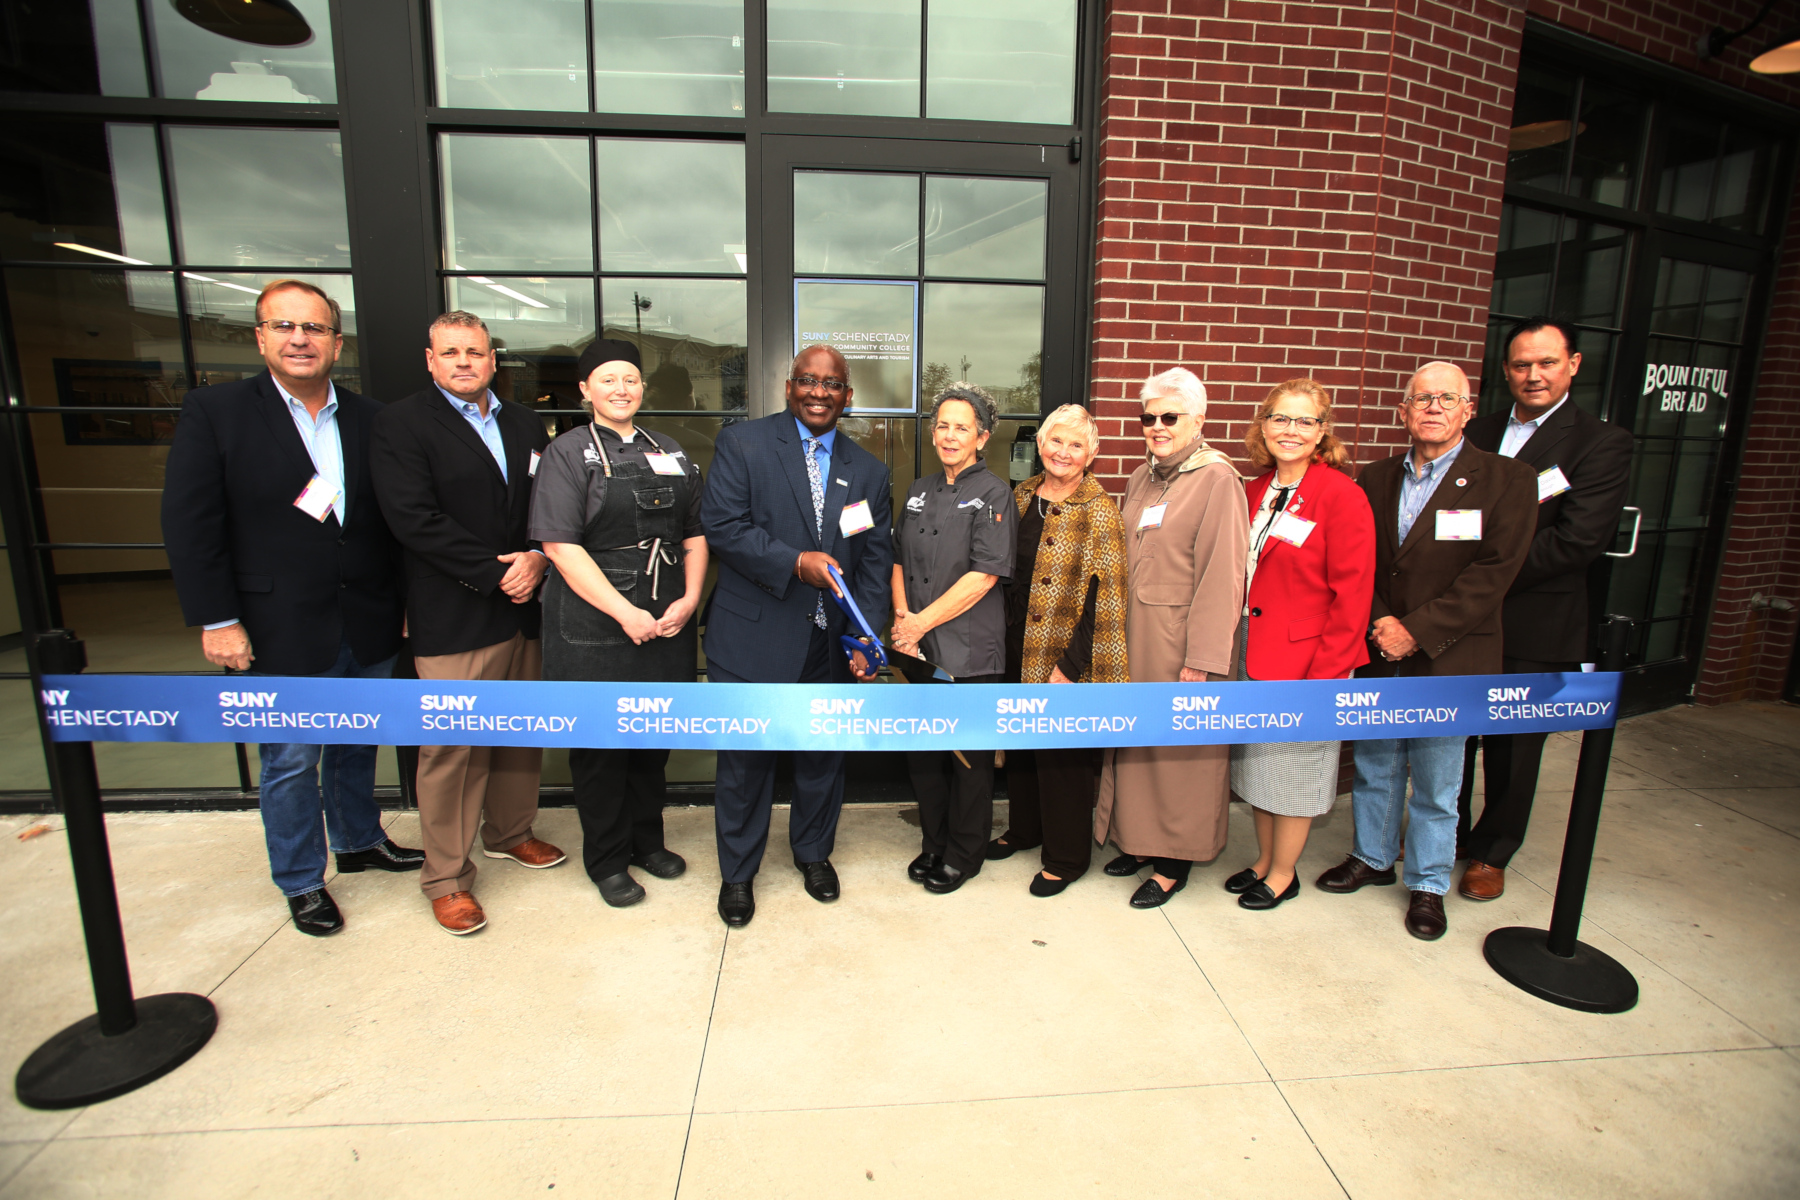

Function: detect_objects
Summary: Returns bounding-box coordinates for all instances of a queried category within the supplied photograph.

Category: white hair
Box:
[1141,367,1207,418]
[1036,403,1099,458]
[1406,360,1470,396]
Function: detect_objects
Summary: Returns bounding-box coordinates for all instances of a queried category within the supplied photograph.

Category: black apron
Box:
[541,425,697,684]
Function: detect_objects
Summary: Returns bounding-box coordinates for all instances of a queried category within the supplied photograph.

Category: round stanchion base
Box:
[15,993,217,1110]
[1484,926,1639,1014]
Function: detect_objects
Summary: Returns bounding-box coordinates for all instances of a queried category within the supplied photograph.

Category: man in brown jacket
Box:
[1315,361,1536,941]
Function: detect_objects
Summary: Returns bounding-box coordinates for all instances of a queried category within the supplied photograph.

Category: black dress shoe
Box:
[985,834,1039,861]
[1223,866,1263,894]
[595,871,646,908]
[718,880,755,927]
[795,858,840,902]
[1103,853,1148,877]
[923,862,968,893]
[1315,855,1399,893]
[1129,876,1185,908]
[1238,876,1300,910]
[907,852,942,883]
[1029,871,1070,897]
[335,838,425,873]
[287,888,344,936]
[1405,891,1447,941]
[630,849,686,879]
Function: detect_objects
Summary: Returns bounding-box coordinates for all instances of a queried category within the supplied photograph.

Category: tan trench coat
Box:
[1095,443,1249,863]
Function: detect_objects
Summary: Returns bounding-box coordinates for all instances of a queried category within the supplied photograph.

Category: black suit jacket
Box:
[370,388,552,658]
[1466,400,1634,663]
[161,372,404,675]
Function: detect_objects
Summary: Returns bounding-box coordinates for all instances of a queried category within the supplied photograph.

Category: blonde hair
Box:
[1035,403,1099,459]
[1243,378,1348,468]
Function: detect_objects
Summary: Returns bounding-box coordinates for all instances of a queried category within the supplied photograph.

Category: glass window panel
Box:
[1489,205,1556,317]
[1503,67,1574,191]
[926,0,1076,125]
[794,172,919,277]
[1626,440,1673,528]
[445,275,596,414]
[1648,259,1703,338]
[1666,444,1717,530]
[0,0,142,96]
[920,283,1043,414]
[1566,328,1613,418]
[596,140,746,274]
[1567,78,1640,208]
[593,0,746,117]
[0,119,169,265]
[767,0,921,118]
[600,278,747,411]
[1686,342,1733,438]
[1604,530,1656,620]
[1651,530,1702,620]
[835,416,918,540]
[1552,221,1625,328]
[432,0,587,112]
[1635,337,1692,437]
[147,0,336,103]
[91,0,149,97]
[923,176,1046,281]
[1477,320,1509,417]
[186,271,358,392]
[1641,617,1683,666]
[1711,124,1775,233]
[637,414,731,494]
[441,134,592,272]
[0,680,51,793]
[1653,113,1720,223]
[922,415,1033,489]
[1700,267,1749,343]
[167,127,349,269]
[796,280,917,412]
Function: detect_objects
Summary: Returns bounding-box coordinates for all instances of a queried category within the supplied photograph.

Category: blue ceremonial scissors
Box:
[825,563,888,676]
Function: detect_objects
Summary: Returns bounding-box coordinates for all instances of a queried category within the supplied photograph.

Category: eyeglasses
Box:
[258,320,338,337]
[1262,414,1322,431]
[1139,412,1186,427]
[1404,392,1467,410]
[789,375,847,394]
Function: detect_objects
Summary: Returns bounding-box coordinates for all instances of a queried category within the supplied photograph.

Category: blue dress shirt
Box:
[795,416,836,459]
[1397,437,1466,543]
[438,385,508,481]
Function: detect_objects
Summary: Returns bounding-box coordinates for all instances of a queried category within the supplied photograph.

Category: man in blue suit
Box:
[702,344,894,927]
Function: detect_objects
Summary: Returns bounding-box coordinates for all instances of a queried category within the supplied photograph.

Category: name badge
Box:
[1137,503,1167,531]
[529,450,540,477]
[644,451,685,476]
[1269,510,1315,547]
[1436,509,1482,541]
[839,498,875,537]
[292,474,339,522]
[1537,465,1571,503]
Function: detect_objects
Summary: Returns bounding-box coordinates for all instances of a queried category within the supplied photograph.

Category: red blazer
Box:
[1243,461,1376,680]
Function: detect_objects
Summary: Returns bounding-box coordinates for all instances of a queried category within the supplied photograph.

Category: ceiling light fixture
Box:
[1697,0,1800,72]
[468,276,548,309]
[174,0,313,47]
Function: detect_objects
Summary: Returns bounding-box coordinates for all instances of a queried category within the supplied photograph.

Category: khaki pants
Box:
[413,634,544,899]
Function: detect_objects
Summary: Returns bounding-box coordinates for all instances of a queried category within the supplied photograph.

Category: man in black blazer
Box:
[701,345,894,928]
[1456,317,1634,900]
[370,312,565,937]
[162,279,420,938]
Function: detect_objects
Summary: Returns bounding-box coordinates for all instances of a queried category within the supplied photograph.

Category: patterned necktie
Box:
[804,437,827,628]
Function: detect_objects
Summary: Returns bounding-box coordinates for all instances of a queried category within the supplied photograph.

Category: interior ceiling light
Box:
[174,0,314,48]
[1507,120,1584,153]
[57,244,266,296]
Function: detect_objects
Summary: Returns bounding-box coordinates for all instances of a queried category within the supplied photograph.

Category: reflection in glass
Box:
[1654,113,1721,223]
[924,177,1047,280]
[107,125,171,265]
[1552,221,1625,326]
[920,283,1043,414]
[767,0,921,118]
[637,414,731,489]
[92,0,149,97]
[1626,441,1673,528]
[168,127,349,268]
[1488,204,1557,316]
[442,134,592,272]
[1565,329,1612,417]
[1688,342,1733,438]
[0,0,145,96]
[794,173,919,277]
[1700,267,1749,342]
[445,276,596,412]
[922,417,1034,493]
[1504,67,1573,191]
[593,0,745,117]
[0,119,169,265]
[836,416,917,534]
[1651,531,1701,620]
[1567,78,1640,207]
[927,0,1076,125]
[1635,337,1691,437]
[1712,124,1774,233]
[1667,445,1717,528]
[596,140,746,274]
[1649,260,1703,338]
[796,280,917,412]
[1642,617,1682,665]
[600,278,747,411]
[148,0,336,103]
[433,0,587,112]
[1605,530,1655,620]
[186,270,358,391]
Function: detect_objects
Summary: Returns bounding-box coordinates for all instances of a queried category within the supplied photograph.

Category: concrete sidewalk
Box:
[2,702,1796,1198]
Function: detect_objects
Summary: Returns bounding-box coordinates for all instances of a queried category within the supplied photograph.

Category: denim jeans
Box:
[243,641,395,897]
[1350,735,1466,896]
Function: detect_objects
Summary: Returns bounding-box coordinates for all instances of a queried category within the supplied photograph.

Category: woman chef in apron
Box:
[529,339,707,908]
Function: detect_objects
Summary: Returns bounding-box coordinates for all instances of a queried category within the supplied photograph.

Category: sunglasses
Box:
[1138,412,1186,427]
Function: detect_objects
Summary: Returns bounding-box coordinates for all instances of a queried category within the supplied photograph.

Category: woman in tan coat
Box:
[1096,367,1250,908]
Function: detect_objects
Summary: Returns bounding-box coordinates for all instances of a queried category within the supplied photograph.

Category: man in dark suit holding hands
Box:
[1455,318,1634,900]
[162,279,420,937]
[702,344,894,928]
[371,312,565,937]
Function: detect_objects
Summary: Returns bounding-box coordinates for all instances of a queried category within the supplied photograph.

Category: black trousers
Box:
[909,673,1003,875]
[1457,655,1578,868]
[1003,746,1100,879]
[711,625,846,884]
[572,746,669,881]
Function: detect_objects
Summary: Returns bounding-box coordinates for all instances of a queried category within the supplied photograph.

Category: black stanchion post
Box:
[1482,617,1639,1013]
[15,630,218,1110]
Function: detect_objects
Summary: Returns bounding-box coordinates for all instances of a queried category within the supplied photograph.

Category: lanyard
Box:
[1249,485,1294,560]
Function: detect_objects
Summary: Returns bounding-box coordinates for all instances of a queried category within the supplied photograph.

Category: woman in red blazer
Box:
[1225,379,1376,910]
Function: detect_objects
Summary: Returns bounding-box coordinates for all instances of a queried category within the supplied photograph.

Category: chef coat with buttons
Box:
[896,459,1015,677]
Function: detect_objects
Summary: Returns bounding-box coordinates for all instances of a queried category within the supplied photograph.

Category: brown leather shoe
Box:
[431,890,487,936]
[1315,855,1399,893]
[1405,891,1447,940]
[1459,861,1505,901]
[483,837,567,869]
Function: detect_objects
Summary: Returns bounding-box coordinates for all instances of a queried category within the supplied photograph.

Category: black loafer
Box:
[335,838,425,873]
[1029,871,1069,897]
[795,858,840,903]
[630,849,686,879]
[923,862,968,894]
[287,888,344,936]
[985,835,1038,861]
[595,871,646,908]
[907,852,942,883]
[1129,876,1185,908]
[1239,876,1300,910]
[1223,866,1263,894]
[718,880,755,927]
[1103,853,1147,877]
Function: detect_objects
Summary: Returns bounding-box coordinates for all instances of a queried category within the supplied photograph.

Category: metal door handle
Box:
[1605,507,1642,558]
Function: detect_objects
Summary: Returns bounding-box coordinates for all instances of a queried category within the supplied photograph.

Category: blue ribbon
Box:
[37,672,1622,751]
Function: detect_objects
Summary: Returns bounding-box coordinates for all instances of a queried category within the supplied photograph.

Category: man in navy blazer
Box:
[702,344,894,927]
[162,279,420,938]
